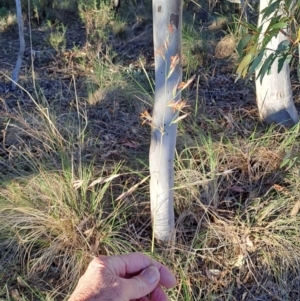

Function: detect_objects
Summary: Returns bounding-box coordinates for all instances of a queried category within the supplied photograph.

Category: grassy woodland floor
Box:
[0,0,300,300]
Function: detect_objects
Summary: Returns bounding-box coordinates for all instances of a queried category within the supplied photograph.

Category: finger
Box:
[122,266,160,300]
[157,265,177,289]
[101,253,176,288]
[102,252,157,275]
[138,297,150,301]
[150,285,169,301]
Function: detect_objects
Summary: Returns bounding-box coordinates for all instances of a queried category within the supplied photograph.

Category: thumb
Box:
[122,266,160,300]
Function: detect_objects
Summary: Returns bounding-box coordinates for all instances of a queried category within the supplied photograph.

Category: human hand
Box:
[68,252,176,301]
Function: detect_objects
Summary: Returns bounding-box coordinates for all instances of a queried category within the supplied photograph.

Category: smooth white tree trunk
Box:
[150,0,182,242]
[11,0,25,91]
[255,0,299,126]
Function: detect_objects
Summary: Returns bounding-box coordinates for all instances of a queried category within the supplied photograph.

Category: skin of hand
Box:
[68,252,177,301]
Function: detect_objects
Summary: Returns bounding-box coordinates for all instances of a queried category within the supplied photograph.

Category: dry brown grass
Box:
[1,97,300,300]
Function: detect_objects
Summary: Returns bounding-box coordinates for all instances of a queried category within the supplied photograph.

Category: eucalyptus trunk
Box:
[150,0,182,242]
[255,0,299,126]
[11,0,25,91]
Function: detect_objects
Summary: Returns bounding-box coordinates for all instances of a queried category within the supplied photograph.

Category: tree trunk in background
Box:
[226,0,249,21]
[150,0,182,243]
[255,0,299,127]
[11,0,25,91]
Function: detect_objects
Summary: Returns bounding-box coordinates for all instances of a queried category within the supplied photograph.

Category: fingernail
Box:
[142,266,159,284]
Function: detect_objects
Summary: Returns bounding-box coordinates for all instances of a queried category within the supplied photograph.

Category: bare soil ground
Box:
[0,18,259,156]
[0,18,257,163]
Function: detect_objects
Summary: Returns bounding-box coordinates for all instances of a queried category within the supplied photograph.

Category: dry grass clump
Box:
[169,125,300,300]
[0,10,17,33]
[174,130,291,212]
[171,177,300,300]
[0,91,147,299]
[0,159,146,299]
[0,160,133,294]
